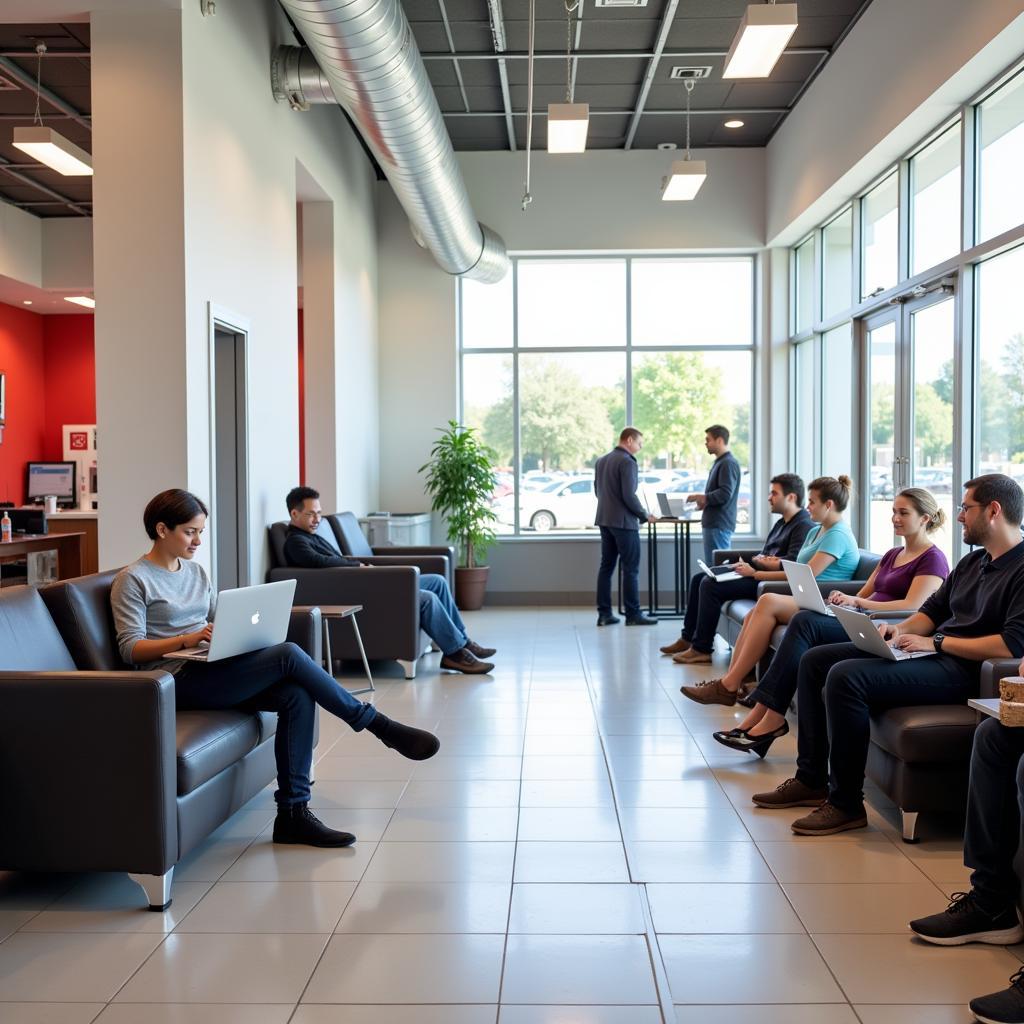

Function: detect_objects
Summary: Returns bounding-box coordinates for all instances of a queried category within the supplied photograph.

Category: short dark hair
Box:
[706,424,730,444]
[619,427,643,444]
[770,473,805,506]
[286,486,320,513]
[964,474,1024,527]
[143,489,209,540]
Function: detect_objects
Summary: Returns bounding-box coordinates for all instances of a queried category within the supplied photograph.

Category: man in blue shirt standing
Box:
[686,424,742,564]
[593,427,657,627]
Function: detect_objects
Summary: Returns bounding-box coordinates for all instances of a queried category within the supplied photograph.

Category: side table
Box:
[296,604,375,695]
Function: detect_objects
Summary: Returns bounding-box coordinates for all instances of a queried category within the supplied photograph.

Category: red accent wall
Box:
[42,314,95,461]
[0,303,46,506]
[298,307,305,483]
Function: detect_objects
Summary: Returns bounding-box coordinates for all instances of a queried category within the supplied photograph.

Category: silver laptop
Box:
[781,559,834,617]
[696,558,743,583]
[656,492,687,518]
[833,605,936,662]
[167,579,298,663]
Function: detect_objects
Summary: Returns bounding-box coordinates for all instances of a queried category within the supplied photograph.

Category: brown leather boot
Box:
[660,637,691,655]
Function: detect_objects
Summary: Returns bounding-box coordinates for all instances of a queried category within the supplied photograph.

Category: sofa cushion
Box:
[329,512,373,558]
[870,705,978,764]
[41,570,123,670]
[176,710,263,795]
[0,586,76,672]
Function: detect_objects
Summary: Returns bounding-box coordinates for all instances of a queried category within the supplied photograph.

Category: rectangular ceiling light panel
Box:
[13,126,93,176]
[661,159,707,201]
[723,3,798,79]
[64,295,95,308]
[547,103,590,153]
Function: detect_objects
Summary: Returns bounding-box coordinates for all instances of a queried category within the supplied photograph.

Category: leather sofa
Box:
[267,518,440,678]
[0,571,321,911]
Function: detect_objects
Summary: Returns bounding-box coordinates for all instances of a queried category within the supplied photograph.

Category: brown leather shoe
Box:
[660,637,691,655]
[751,777,828,809]
[673,648,712,664]
[679,678,737,706]
[791,801,867,836]
[440,647,494,674]
[465,639,497,659]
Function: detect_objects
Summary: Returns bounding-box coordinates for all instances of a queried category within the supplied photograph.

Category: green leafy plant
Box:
[419,420,498,569]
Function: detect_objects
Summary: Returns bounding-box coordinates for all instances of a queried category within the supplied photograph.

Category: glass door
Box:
[865,314,898,553]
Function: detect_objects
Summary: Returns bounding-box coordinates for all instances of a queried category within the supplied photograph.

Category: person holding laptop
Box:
[111,489,441,850]
[753,474,1024,837]
[713,488,948,757]
[661,473,812,665]
[680,475,860,705]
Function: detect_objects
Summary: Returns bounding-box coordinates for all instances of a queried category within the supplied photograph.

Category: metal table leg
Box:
[346,615,375,695]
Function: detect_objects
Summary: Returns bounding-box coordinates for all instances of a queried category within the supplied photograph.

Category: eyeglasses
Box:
[957,502,986,514]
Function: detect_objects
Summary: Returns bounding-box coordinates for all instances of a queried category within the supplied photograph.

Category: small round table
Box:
[297,604,374,695]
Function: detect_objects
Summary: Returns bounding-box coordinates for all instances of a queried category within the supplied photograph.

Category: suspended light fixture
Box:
[11,44,93,176]
[64,295,95,308]
[547,0,588,153]
[661,80,706,201]
[723,2,798,79]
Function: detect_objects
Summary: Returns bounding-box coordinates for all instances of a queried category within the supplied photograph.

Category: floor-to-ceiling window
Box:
[460,256,756,536]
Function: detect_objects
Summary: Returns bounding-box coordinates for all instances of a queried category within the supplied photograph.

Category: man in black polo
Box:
[661,473,812,665]
[753,474,1024,838]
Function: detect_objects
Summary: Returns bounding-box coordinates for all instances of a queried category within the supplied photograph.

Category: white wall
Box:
[767,0,1024,245]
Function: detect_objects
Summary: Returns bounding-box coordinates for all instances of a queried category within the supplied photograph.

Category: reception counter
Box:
[22,509,99,576]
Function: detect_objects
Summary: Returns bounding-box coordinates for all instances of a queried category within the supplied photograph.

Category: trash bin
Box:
[358,513,432,547]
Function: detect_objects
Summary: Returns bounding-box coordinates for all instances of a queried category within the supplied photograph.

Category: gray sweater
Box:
[110,556,216,673]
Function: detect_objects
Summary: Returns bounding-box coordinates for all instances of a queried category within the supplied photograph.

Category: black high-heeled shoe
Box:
[714,721,789,759]
[712,726,750,748]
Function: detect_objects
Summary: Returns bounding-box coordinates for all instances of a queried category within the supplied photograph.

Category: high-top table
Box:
[0,532,84,582]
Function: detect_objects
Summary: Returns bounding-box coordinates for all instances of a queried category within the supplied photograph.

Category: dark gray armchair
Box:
[267,520,429,678]
[328,512,454,588]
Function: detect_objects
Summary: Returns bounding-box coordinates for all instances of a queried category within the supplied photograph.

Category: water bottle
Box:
[1,510,11,543]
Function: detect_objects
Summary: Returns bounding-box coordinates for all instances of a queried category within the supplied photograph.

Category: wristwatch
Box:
[933,633,946,653]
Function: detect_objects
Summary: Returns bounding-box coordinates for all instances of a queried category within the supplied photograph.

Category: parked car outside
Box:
[495,476,597,532]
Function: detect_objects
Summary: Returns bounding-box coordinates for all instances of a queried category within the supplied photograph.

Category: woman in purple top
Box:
[714,487,950,758]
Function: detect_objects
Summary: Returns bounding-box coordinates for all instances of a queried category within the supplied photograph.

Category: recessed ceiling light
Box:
[724,119,745,129]
[22,299,32,305]
[64,295,95,309]
[657,142,678,151]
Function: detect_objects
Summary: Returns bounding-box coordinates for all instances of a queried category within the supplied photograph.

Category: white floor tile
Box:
[335,881,511,933]
[513,843,629,883]
[508,884,644,934]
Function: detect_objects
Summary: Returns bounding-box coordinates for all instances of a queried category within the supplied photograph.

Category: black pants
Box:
[964,718,1024,912]
[680,572,758,653]
[794,642,977,812]
[749,610,848,713]
[597,526,641,618]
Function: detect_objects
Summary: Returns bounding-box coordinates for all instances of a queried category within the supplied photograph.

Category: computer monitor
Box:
[26,462,77,508]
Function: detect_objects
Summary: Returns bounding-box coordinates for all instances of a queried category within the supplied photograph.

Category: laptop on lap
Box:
[833,605,936,662]
[167,579,297,662]
[781,559,835,617]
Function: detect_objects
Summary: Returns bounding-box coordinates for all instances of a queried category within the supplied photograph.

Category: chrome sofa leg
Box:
[397,658,417,680]
[900,809,920,844]
[129,868,174,911]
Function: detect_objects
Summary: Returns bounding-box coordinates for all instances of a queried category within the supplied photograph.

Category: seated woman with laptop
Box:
[110,489,441,850]
[680,475,861,709]
[712,487,949,757]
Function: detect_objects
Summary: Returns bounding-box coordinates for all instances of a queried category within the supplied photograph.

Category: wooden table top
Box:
[294,604,363,618]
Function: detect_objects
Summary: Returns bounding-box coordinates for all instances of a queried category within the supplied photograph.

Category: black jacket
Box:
[283,525,360,568]
[594,446,648,529]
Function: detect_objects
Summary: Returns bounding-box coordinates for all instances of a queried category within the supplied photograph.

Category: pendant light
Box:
[723,2,798,79]
[547,0,588,153]
[12,44,93,176]
[661,80,706,201]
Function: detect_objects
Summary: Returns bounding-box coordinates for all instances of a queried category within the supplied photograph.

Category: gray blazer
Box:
[594,446,648,530]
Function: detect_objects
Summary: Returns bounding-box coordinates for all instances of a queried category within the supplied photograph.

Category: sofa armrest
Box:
[374,544,454,562]
[287,607,322,661]
[980,659,1022,699]
[867,609,916,620]
[756,580,866,598]
[713,549,761,566]
[360,554,448,577]
[0,670,177,875]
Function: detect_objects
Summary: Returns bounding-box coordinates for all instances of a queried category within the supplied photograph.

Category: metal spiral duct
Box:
[274,2,509,283]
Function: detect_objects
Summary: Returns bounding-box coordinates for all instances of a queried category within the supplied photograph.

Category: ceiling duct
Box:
[273,3,508,284]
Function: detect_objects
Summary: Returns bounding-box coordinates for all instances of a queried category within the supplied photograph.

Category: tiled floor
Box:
[1,606,1017,1023]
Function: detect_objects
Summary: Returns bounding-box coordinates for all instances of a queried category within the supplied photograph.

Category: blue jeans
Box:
[419,573,468,655]
[681,571,758,654]
[749,610,848,713]
[175,641,377,806]
[702,526,733,565]
[794,642,977,812]
[963,718,1024,912]
[597,526,641,618]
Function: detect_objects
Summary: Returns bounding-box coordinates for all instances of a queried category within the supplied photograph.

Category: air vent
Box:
[594,0,649,8]
[670,66,712,80]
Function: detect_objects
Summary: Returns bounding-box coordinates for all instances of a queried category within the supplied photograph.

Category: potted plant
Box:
[420,420,498,610]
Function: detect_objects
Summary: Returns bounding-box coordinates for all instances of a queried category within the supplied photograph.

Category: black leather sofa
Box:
[0,571,322,911]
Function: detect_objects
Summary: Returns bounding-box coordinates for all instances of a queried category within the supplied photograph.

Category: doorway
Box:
[861,287,957,561]
[209,311,251,591]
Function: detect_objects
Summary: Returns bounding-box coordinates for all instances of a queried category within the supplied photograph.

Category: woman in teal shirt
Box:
[681,475,860,706]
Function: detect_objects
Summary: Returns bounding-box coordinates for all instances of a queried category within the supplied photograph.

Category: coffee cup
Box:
[44,495,58,515]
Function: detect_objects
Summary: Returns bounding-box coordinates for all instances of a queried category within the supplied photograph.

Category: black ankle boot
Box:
[366,712,441,760]
[273,803,355,847]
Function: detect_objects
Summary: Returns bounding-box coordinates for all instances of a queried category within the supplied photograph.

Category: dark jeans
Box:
[681,571,758,653]
[175,641,377,807]
[964,718,1024,913]
[749,610,848,713]
[794,642,977,812]
[597,525,641,618]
